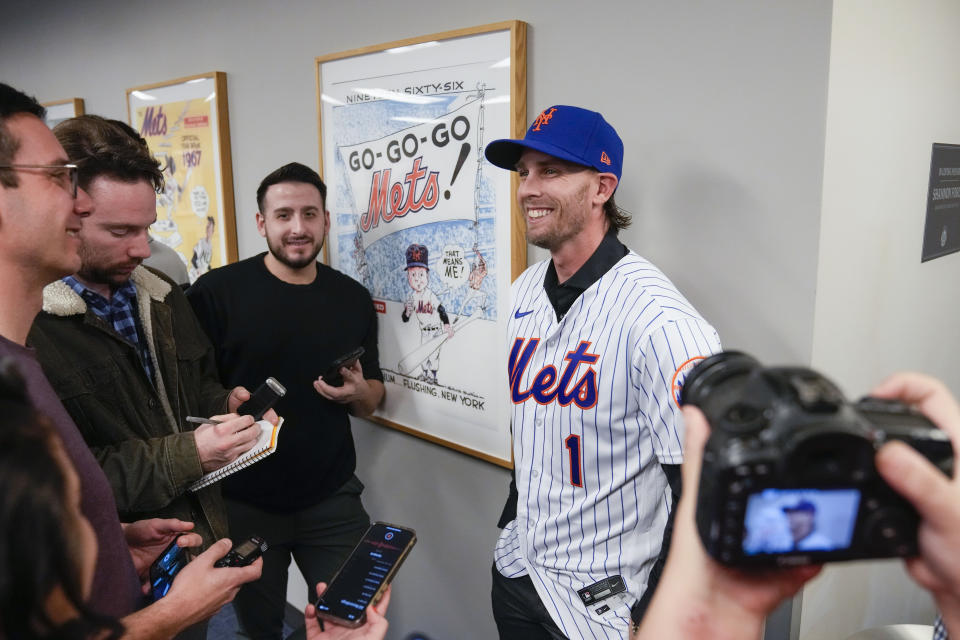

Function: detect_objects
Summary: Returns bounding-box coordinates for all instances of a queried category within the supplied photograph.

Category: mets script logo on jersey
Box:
[414,300,435,314]
[671,356,706,408]
[531,108,557,132]
[508,338,599,409]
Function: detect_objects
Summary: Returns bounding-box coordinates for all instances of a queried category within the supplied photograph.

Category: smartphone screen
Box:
[315,522,416,625]
[150,540,189,600]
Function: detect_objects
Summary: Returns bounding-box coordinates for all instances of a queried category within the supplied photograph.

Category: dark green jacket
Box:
[28,266,231,546]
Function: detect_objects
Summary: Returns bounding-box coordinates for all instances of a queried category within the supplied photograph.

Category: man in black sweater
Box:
[187,162,384,639]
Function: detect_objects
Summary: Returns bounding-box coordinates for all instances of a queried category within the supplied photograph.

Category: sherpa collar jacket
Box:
[28,265,231,547]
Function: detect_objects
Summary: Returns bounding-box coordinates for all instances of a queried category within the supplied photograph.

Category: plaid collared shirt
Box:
[934,614,948,640]
[63,275,155,383]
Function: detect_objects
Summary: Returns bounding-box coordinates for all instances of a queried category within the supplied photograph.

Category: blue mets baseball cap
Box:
[405,243,429,270]
[782,500,817,513]
[484,105,623,182]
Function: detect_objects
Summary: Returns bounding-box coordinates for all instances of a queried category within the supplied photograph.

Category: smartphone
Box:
[237,377,286,420]
[315,522,416,627]
[321,347,365,387]
[149,539,189,601]
[214,535,268,567]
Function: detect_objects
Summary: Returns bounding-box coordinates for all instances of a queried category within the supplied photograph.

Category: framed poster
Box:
[42,98,85,128]
[317,21,527,466]
[126,71,238,282]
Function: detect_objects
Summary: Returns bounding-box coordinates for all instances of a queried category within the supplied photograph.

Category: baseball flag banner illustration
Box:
[317,22,526,466]
[339,99,481,246]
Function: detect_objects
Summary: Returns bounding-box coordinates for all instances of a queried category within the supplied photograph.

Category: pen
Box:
[185,416,222,425]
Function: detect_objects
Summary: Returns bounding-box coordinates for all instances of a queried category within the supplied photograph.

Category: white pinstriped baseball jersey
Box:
[494,251,721,638]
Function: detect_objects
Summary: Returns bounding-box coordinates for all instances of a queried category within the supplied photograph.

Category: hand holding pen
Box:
[189,413,262,473]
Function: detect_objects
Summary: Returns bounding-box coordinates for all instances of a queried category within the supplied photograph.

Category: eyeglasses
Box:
[0,163,79,198]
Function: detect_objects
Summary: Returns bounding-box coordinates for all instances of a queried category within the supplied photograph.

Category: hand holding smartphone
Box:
[320,347,365,387]
[149,539,190,601]
[150,535,267,600]
[314,522,416,627]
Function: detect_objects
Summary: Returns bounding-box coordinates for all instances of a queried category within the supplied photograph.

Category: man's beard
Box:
[77,246,140,288]
[525,212,587,252]
[266,234,323,269]
[522,185,590,252]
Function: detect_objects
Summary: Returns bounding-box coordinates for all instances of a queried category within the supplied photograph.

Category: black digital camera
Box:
[682,351,953,567]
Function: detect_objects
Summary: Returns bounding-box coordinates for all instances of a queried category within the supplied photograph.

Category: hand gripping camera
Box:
[681,351,953,567]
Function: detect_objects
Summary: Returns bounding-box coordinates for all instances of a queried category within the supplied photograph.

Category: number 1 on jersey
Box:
[565,434,583,487]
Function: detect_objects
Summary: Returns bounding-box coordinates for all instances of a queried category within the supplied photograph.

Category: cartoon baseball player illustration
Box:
[467,243,487,290]
[155,155,184,233]
[188,215,215,282]
[400,243,454,385]
[352,228,369,286]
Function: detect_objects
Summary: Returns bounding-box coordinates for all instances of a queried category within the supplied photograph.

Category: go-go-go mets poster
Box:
[317,21,526,466]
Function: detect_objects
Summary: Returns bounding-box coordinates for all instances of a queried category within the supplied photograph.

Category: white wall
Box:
[2,1,835,638]
[802,1,960,638]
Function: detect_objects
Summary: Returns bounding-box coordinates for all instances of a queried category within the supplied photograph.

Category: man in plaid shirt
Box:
[28,115,265,577]
[60,275,155,380]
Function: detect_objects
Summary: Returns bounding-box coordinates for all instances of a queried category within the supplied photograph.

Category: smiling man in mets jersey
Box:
[484,105,721,639]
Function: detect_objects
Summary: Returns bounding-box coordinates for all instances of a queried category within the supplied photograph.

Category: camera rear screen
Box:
[316,523,414,623]
[742,488,860,555]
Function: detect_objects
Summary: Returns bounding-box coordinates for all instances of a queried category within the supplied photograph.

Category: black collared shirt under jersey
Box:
[543,228,629,321]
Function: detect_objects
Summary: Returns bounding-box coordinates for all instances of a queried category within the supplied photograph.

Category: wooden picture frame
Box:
[42,98,84,128]
[126,71,238,282]
[316,21,527,467]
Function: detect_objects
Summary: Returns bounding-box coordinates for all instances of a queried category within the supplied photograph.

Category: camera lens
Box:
[721,403,768,434]
[680,351,759,408]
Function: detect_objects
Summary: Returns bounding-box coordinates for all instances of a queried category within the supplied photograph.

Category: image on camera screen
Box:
[742,488,861,555]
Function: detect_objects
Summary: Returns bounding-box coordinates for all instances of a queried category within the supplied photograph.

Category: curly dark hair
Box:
[0,83,47,189]
[53,115,164,193]
[0,358,122,639]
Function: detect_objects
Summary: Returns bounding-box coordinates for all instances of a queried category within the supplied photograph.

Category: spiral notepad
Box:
[188,417,284,492]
